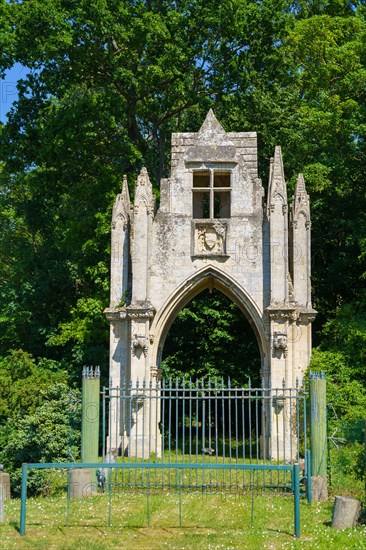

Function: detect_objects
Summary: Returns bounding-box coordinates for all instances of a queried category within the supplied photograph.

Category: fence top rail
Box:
[22,462,295,472]
[103,380,306,392]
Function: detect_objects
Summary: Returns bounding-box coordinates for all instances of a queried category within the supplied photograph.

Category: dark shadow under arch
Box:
[161,288,261,385]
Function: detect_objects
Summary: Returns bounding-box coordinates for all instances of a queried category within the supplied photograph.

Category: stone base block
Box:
[69,469,96,498]
[0,472,11,500]
[332,496,361,529]
[311,476,328,501]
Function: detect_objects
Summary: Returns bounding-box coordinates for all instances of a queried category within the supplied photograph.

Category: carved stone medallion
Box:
[193,221,228,256]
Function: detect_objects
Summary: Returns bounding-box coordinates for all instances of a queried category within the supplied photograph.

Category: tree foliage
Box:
[0,1,365,421]
[0,350,81,494]
[161,290,260,385]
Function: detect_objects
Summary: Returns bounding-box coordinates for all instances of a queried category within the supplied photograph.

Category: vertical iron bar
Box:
[303,391,308,477]
[148,379,152,460]
[178,469,182,528]
[293,463,300,538]
[250,470,255,529]
[102,387,106,461]
[215,380,219,488]
[234,386,239,464]
[202,379,206,461]
[282,381,286,470]
[142,380,146,477]
[289,387,293,464]
[222,381,226,463]
[242,386,246,487]
[208,379,212,459]
[175,378,179,466]
[162,377,165,487]
[168,378,172,486]
[108,386,112,463]
[261,381,266,489]
[115,386,119,463]
[189,378,192,462]
[146,470,150,527]
[108,467,112,527]
[189,378,192,488]
[202,379,205,489]
[195,379,199,488]
[182,378,186,462]
[255,389,259,463]
[248,381,252,464]
[306,449,312,505]
[66,469,71,527]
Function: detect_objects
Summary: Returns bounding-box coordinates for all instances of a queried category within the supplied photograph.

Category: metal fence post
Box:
[309,373,328,501]
[19,463,28,536]
[0,471,4,524]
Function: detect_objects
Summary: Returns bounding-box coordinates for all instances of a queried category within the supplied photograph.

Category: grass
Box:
[1,490,365,549]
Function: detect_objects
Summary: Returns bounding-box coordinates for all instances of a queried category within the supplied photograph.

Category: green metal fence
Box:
[103,377,308,492]
[19,461,305,537]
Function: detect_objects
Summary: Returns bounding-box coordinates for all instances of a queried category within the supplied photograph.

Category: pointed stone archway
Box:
[104,110,316,458]
[149,265,269,375]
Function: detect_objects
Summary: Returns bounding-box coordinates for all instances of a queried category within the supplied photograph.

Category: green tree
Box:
[0,0,365,391]
[0,0,295,373]
[0,350,81,495]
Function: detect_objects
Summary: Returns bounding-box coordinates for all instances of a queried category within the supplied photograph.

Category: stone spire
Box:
[134,167,154,210]
[291,173,310,222]
[121,174,130,211]
[112,174,130,230]
[110,175,131,308]
[132,167,154,304]
[267,146,289,305]
[267,146,287,216]
[290,173,312,308]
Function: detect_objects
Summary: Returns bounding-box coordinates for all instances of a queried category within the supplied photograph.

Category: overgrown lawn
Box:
[1,492,365,549]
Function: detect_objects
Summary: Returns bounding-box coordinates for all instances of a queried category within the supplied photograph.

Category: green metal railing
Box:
[103,377,308,490]
[20,461,307,538]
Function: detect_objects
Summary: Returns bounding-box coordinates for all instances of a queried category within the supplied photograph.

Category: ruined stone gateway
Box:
[104,110,316,458]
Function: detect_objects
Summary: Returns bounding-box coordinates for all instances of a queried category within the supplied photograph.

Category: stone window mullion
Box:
[209,169,214,219]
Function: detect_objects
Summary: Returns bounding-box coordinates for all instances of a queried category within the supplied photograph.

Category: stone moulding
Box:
[104,305,155,322]
[265,306,317,325]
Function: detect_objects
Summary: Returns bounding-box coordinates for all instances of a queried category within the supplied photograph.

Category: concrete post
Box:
[81,366,100,463]
[310,372,328,500]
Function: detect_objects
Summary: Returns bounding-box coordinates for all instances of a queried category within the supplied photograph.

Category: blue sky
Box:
[0,63,27,123]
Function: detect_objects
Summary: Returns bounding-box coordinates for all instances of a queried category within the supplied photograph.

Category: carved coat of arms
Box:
[195,222,227,255]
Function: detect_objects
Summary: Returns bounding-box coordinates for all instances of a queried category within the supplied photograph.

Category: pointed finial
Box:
[136,166,152,187]
[121,174,130,208]
[122,174,128,194]
[272,146,285,190]
[295,173,306,194]
[267,146,287,214]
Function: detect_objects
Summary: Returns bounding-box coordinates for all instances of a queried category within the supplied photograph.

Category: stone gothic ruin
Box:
[104,110,316,458]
